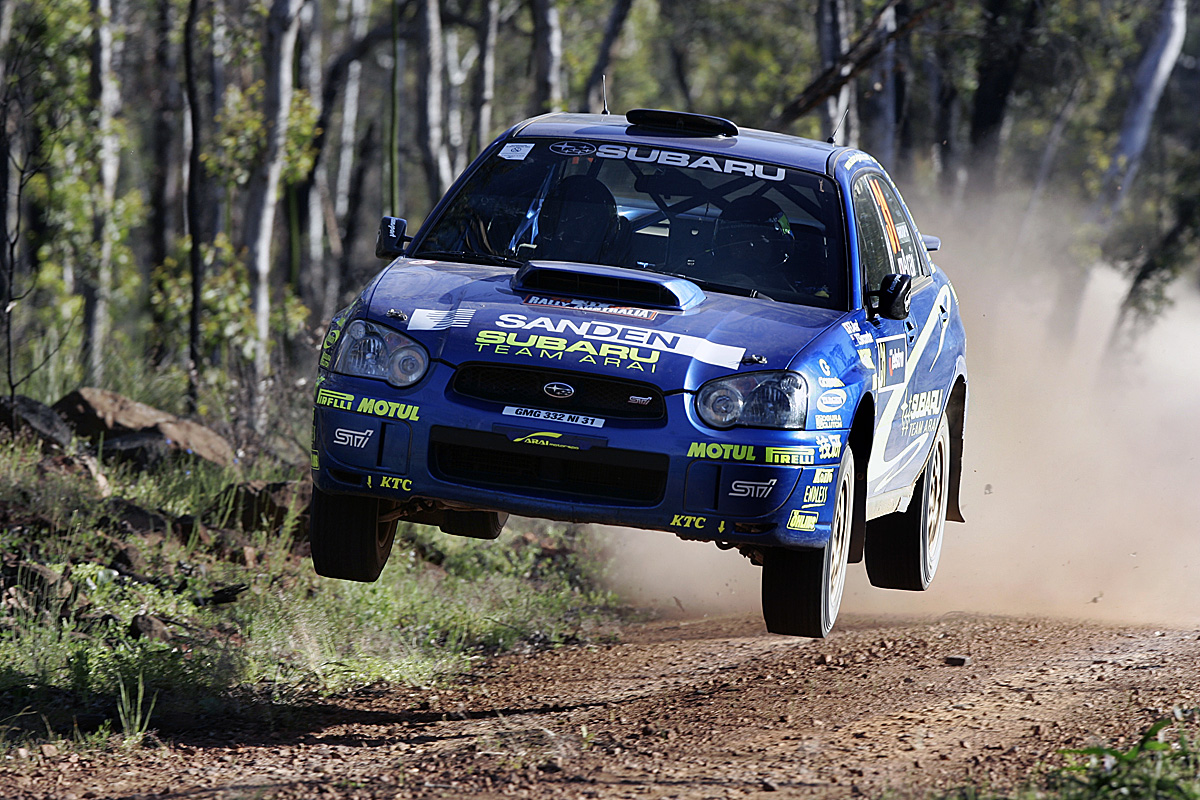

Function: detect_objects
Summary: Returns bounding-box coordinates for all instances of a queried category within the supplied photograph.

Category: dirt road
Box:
[7,611,1199,800]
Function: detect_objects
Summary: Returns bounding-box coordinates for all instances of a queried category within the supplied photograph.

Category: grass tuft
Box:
[937,710,1200,800]
[1048,710,1200,799]
[116,672,157,749]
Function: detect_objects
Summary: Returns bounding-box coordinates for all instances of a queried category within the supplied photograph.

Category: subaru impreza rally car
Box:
[310,108,967,638]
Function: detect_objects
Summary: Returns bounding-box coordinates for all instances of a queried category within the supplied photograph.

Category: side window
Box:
[852,175,892,295]
[851,173,923,299]
[877,180,929,278]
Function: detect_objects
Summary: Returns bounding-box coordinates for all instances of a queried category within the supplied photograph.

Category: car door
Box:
[851,171,948,497]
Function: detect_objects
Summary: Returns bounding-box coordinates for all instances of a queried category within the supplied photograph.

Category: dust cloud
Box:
[599,201,1200,629]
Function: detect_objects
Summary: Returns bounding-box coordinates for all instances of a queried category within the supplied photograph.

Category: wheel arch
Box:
[945,374,968,523]
[846,392,875,563]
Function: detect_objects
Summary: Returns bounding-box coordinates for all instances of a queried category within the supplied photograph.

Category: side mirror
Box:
[871,273,912,320]
[921,234,941,252]
[375,216,410,259]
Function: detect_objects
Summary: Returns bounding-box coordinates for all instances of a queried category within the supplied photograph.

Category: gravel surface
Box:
[5,611,1199,800]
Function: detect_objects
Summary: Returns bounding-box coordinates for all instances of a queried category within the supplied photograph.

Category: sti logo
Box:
[728,479,778,498]
[333,428,373,449]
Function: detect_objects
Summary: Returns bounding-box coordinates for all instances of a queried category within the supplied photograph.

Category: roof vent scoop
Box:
[511,261,705,312]
[625,108,739,138]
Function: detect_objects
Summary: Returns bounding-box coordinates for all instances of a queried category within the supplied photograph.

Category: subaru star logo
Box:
[543,382,575,399]
[549,141,596,156]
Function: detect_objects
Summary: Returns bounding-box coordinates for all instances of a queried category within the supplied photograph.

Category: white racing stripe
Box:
[867,284,953,492]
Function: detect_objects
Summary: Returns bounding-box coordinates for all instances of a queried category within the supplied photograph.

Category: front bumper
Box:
[311,364,847,549]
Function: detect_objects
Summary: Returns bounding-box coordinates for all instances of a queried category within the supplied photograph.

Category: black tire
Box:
[309,487,397,582]
[761,446,854,638]
[439,510,508,540]
[865,413,950,591]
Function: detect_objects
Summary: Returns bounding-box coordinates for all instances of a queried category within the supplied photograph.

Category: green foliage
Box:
[1049,712,1200,799]
[7,0,93,125]
[935,712,1200,800]
[227,520,616,693]
[0,432,104,541]
[1004,0,1153,190]
[207,83,322,187]
[148,233,309,409]
[0,431,620,744]
[0,0,145,399]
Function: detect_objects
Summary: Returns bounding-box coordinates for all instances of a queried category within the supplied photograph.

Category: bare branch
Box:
[771,0,951,129]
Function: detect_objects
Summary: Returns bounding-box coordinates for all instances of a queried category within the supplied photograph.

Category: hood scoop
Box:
[510,261,705,312]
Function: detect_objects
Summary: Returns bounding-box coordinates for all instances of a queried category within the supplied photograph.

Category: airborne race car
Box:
[310,109,968,638]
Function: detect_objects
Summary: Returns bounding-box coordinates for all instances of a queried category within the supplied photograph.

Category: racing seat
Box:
[711,195,797,292]
[537,175,630,266]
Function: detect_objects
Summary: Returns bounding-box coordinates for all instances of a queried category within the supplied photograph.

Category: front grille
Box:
[452,364,666,420]
[430,427,668,505]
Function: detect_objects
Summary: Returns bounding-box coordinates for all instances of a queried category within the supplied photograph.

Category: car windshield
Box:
[413,139,848,310]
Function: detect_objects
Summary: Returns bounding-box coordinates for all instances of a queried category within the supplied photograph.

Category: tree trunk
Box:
[0,0,15,396]
[417,0,453,207]
[892,1,914,181]
[1014,80,1082,255]
[529,0,563,115]
[473,0,498,151]
[241,0,303,430]
[444,28,474,177]
[326,0,366,319]
[659,0,694,111]
[816,0,858,147]
[0,0,14,321]
[209,0,229,238]
[149,0,182,367]
[337,119,378,315]
[387,3,404,214]
[966,0,1040,196]
[184,0,206,413]
[1073,0,1186,351]
[299,0,325,312]
[82,0,122,386]
[1091,0,1186,224]
[582,0,634,113]
[865,3,897,167]
[772,0,941,133]
[334,0,367,223]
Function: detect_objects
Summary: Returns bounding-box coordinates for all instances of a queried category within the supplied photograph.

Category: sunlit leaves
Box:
[151,233,308,367]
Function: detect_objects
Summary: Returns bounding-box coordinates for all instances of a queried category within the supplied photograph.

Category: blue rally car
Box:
[309,109,968,638]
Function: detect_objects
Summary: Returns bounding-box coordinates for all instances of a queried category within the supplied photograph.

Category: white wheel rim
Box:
[924,436,947,576]
[827,466,852,619]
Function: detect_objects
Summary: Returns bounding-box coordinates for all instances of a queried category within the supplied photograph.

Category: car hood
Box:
[365,259,844,390]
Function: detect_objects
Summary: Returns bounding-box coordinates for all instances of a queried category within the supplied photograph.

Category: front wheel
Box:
[865,413,949,591]
[309,487,397,582]
[761,446,854,638]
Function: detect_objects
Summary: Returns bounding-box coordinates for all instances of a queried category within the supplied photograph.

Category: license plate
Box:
[501,406,605,428]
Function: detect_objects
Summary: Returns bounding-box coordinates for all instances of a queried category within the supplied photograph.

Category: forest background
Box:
[0,0,1196,456]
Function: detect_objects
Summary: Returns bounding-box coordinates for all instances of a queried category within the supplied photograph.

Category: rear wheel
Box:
[309,487,397,582]
[865,414,949,590]
[761,446,854,638]
[439,510,508,540]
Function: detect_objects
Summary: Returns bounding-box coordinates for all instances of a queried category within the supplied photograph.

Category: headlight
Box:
[331,319,429,387]
[695,371,807,429]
